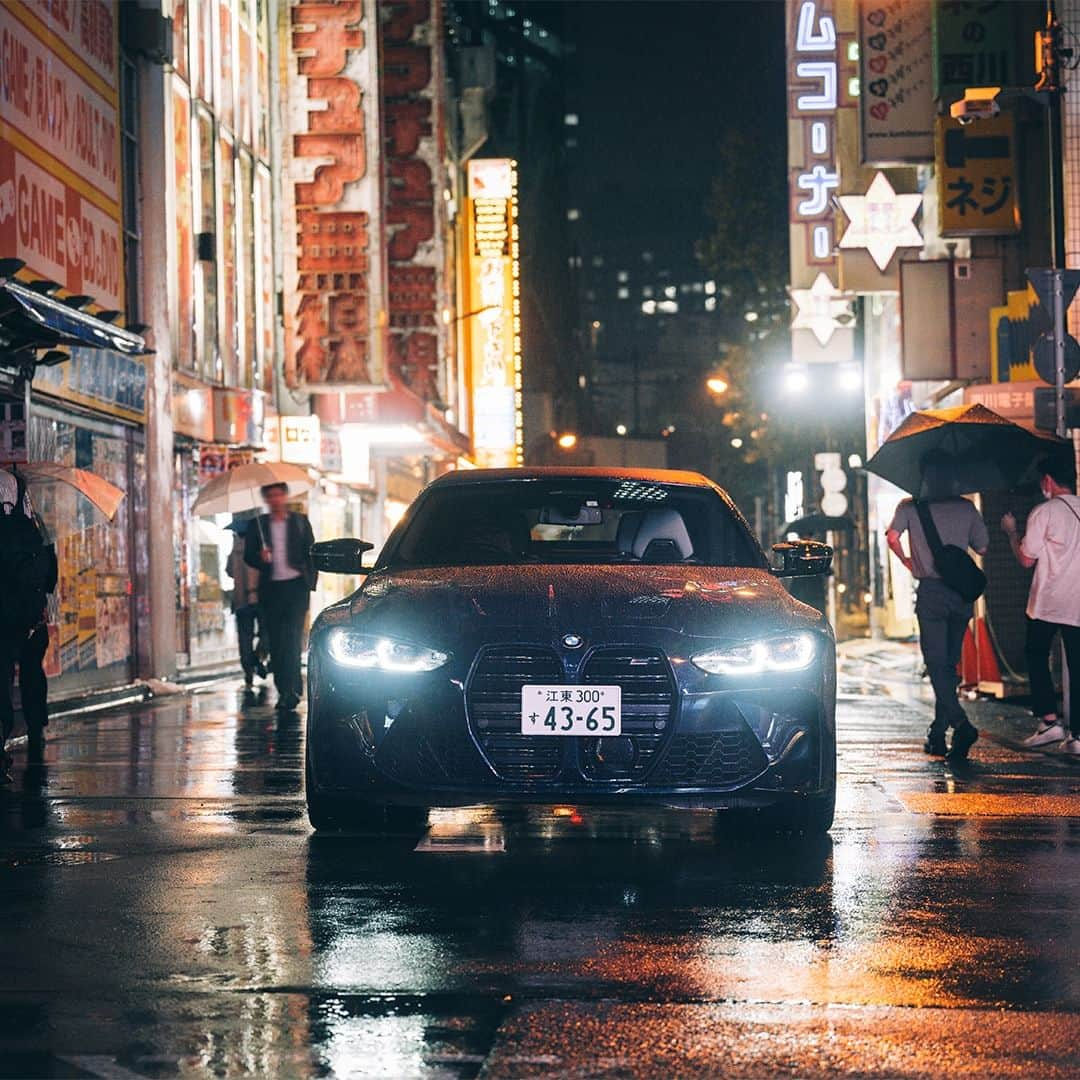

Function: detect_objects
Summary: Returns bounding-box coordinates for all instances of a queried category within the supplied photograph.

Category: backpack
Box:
[914,500,987,604]
[0,473,53,635]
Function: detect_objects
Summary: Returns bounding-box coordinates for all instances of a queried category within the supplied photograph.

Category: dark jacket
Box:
[243,511,318,592]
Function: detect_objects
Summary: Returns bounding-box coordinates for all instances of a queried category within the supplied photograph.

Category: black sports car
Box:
[306,468,836,833]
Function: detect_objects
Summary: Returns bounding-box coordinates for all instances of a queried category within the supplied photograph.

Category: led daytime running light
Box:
[692,633,816,676]
[327,629,449,673]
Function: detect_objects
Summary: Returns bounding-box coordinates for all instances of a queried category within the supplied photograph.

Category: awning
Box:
[0,278,148,374]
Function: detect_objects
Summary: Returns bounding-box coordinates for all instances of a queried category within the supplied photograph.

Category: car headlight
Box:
[692,633,816,676]
[326,629,449,673]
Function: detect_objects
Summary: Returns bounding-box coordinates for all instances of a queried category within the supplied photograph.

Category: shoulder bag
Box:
[914,500,987,604]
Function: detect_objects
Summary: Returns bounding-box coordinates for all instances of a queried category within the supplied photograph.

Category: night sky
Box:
[568,0,787,263]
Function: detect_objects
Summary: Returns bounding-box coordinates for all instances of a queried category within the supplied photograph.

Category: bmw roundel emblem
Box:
[562,634,584,649]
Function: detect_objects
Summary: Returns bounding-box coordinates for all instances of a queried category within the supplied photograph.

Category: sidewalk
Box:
[839,638,1080,760]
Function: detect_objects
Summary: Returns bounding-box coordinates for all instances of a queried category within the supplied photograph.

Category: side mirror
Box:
[311,538,374,575]
[772,540,833,578]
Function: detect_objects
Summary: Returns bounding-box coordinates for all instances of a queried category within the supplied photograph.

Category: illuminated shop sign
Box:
[787,0,840,272]
[282,0,386,388]
[0,1,124,311]
[464,159,521,469]
[838,172,923,272]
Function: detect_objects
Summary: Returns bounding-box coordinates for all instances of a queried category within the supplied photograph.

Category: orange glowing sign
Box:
[464,159,521,468]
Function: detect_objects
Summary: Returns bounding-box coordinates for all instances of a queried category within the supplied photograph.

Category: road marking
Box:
[895,791,1080,817]
[57,1057,152,1080]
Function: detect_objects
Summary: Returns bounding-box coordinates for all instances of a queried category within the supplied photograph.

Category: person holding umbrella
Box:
[0,470,58,781]
[886,452,988,759]
[192,461,316,711]
[1001,455,1080,754]
[243,482,317,713]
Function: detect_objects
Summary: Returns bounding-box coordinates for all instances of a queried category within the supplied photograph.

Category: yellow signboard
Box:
[463,160,522,469]
[935,114,1019,236]
[989,286,1039,383]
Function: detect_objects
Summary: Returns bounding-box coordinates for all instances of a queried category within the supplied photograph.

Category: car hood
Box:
[339,564,821,647]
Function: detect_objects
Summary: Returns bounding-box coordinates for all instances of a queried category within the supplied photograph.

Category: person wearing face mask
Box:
[1002,455,1080,754]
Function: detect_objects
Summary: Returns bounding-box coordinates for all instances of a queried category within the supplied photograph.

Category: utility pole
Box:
[1037,0,1069,436]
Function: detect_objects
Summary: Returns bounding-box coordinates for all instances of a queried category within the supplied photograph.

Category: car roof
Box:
[428,466,717,489]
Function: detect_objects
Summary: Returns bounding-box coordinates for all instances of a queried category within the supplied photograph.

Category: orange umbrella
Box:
[8,463,126,538]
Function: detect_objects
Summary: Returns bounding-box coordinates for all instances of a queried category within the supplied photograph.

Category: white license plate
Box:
[520,685,622,736]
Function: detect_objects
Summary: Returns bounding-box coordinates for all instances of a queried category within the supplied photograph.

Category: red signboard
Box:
[380,0,447,404]
[282,0,385,388]
[0,1,123,310]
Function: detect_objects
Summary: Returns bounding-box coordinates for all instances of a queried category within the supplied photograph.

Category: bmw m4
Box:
[305,468,836,834]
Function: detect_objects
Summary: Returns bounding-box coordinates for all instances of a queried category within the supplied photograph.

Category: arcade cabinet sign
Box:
[464,159,521,469]
[0,1,124,311]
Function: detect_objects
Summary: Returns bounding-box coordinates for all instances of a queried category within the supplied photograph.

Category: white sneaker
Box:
[1023,721,1068,747]
[1060,737,1080,755]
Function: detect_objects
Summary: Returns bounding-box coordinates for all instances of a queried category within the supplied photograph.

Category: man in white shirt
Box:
[1002,455,1080,754]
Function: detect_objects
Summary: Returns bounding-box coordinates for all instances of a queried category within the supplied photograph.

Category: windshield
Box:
[382,479,765,568]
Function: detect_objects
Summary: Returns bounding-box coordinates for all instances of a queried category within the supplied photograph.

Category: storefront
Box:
[23,345,150,701]
[172,381,266,671]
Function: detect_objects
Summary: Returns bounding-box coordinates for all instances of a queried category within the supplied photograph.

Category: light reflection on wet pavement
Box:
[1,672,1079,1079]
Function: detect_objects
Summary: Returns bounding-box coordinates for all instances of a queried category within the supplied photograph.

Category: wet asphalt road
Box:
[2,662,1080,1079]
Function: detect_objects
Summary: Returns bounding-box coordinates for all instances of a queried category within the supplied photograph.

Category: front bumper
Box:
[307,638,836,810]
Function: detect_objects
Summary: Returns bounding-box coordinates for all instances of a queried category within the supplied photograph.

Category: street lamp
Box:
[556,433,578,450]
[706,375,729,396]
[783,365,809,394]
[615,424,628,436]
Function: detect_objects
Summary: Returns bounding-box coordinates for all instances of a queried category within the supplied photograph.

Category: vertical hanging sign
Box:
[379,0,448,404]
[282,0,386,388]
[464,160,522,468]
[787,0,841,289]
[858,0,935,166]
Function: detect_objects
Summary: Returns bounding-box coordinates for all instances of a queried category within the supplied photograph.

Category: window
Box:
[617,270,628,283]
[194,105,218,380]
[564,113,579,126]
[384,481,764,568]
[120,52,140,326]
[567,208,580,221]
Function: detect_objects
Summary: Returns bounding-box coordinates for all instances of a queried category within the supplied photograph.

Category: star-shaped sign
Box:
[790,272,855,347]
[838,172,923,272]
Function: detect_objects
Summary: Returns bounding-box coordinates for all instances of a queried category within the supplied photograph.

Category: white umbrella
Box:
[191,461,313,516]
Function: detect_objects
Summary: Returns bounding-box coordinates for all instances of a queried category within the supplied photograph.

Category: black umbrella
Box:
[864,403,1064,495]
[780,513,855,540]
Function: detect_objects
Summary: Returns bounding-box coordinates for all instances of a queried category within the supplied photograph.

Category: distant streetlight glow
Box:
[706,376,729,395]
[616,424,628,436]
[848,453,863,469]
[783,365,810,393]
[556,433,578,450]
[730,437,744,449]
[744,311,759,323]
[838,364,862,392]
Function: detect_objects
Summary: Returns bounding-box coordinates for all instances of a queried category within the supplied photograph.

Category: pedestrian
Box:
[886,453,988,759]
[0,470,58,781]
[1001,455,1080,754]
[244,483,317,713]
[226,519,267,690]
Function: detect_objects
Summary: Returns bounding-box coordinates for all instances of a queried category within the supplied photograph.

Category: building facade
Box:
[0,0,535,699]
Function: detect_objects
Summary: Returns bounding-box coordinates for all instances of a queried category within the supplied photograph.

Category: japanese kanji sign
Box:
[932,1,1014,105]
[282,0,387,389]
[935,114,1019,236]
[858,0,935,165]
